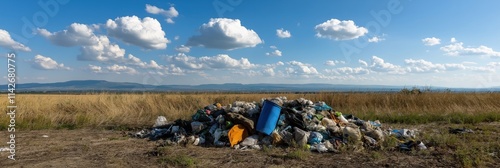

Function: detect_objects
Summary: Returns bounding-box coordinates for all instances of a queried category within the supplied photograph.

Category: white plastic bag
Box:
[240,135,259,146]
[343,124,362,142]
[321,118,336,127]
[390,129,417,139]
[315,143,328,153]
[154,116,168,127]
[294,127,310,147]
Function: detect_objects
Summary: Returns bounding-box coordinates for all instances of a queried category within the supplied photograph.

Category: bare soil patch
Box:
[1,122,499,167]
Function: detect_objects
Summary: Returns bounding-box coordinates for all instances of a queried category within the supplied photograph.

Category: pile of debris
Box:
[133,97,426,152]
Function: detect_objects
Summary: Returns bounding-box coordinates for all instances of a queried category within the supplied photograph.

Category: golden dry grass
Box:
[1,92,499,129]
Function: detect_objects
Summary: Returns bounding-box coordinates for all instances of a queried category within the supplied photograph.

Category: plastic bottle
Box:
[336,112,349,124]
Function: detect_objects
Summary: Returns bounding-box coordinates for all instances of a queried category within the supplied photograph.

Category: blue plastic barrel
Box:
[256,100,282,135]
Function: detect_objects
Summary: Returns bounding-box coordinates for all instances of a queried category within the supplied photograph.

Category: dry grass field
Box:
[1,92,499,167]
[1,92,499,129]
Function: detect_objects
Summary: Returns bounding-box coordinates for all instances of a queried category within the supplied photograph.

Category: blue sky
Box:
[1,0,500,88]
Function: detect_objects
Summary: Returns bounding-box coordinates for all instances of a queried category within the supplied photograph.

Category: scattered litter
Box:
[154,116,168,127]
[134,129,150,138]
[335,112,349,124]
[310,143,329,153]
[133,97,428,153]
[240,135,259,147]
[228,124,249,147]
[308,132,323,145]
[389,129,418,140]
[363,136,378,146]
[42,135,49,138]
[190,121,205,134]
[294,127,310,147]
[449,127,474,134]
[398,140,427,151]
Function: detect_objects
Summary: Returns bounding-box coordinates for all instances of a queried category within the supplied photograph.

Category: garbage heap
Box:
[134,97,426,152]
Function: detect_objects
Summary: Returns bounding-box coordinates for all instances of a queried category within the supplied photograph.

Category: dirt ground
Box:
[1,123,499,168]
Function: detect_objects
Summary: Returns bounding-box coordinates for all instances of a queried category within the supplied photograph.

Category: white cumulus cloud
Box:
[38,22,170,74]
[440,40,500,58]
[145,60,163,70]
[325,60,346,66]
[175,45,191,53]
[450,37,457,43]
[262,68,275,76]
[368,36,385,43]
[405,59,494,73]
[38,23,144,64]
[444,63,467,71]
[334,67,370,75]
[266,50,282,56]
[186,18,262,50]
[200,54,255,69]
[359,59,368,67]
[32,55,70,70]
[165,53,203,69]
[106,16,170,50]
[276,28,291,38]
[0,29,31,51]
[165,53,256,70]
[315,19,368,40]
[37,23,99,47]
[145,4,179,24]
[369,56,406,74]
[88,64,102,73]
[325,60,336,66]
[422,37,441,46]
[106,64,138,75]
[287,61,319,75]
[127,54,165,70]
[79,35,127,62]
[404,59,446,73]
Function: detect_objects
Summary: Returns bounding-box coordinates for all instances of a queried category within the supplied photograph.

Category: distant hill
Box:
[4,80,500,93]
[16,80,157,91]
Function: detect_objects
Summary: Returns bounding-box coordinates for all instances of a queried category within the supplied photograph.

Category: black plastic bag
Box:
[283,108,307,130]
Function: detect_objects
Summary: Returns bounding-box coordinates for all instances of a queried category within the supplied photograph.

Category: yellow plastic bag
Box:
[228,124,249,147]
